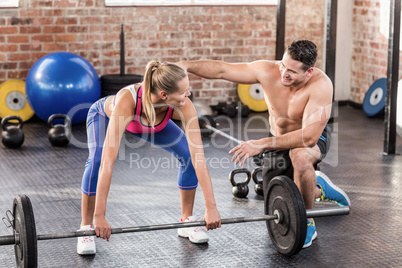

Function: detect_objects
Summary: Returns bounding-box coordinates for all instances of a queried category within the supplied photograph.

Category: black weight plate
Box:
[100,74,143,97]
[265,176,307,256]
[13,195,37,268]
[198,115,216,137]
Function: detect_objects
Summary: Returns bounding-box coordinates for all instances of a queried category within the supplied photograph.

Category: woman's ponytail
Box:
[141,61,187,128]
[142,61,160,128]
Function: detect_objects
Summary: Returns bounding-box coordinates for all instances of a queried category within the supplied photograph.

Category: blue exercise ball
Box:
[26,52,101,125]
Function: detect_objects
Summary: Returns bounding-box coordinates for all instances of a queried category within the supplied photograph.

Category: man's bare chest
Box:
[267,86,308,116]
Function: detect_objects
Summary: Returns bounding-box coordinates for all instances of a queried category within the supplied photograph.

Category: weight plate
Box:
[363,78,386,117]
[237,83,268,112]
[0,79,34,122]
[265,176,306,256]
[6,91,26,111]
[13,195,37,267]
[100,74,143,97]
[198,115,216,137]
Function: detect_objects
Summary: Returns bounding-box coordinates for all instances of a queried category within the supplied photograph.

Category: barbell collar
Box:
[0,234,16,245]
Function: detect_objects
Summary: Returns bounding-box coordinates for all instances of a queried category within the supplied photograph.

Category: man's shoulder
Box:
[310,68,332,87]
[307,69,333,101]
[253,60,279,80]
[249,59,277,69]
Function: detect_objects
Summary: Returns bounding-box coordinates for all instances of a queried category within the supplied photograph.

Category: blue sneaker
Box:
[316,171,351,206]
[303,219,317,248]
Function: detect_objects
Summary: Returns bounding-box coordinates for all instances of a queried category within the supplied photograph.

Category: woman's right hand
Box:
[94,215,111,241]
[203,207,221,231]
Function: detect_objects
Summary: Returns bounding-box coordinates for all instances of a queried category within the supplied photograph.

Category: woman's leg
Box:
[80,101,109,227]
[179,189,196,220]
[133,120,198,220]
[80,194,96,226]
[78,101,109,255]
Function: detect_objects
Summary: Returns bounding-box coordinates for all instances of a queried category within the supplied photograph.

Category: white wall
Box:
[334,0,353,101]
[323,0,353,101]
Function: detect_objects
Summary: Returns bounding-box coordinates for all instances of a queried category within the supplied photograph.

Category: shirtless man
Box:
[178,40,350,248]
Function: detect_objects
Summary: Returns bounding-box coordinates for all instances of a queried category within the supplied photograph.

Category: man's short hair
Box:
[286,40,317,71]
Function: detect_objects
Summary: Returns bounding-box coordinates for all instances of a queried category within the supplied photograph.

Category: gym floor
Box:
[0,104,401,267]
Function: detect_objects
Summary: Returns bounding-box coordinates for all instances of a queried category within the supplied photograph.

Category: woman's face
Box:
[165,76,191,107]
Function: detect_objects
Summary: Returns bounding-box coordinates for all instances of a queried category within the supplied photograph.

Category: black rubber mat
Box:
[0,104,401,267]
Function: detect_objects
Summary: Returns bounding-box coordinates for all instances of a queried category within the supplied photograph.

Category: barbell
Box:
[1,176,350,267]
[198,115,265,166]
[198,115,242,144]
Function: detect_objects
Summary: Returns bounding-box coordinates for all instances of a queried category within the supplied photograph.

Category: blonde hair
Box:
[142,61,187,128]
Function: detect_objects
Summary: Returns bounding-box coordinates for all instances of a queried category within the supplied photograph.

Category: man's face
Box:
[279,52,310,87]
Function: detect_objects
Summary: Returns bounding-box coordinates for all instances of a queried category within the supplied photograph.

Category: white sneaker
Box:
[177,216,209,244]
[77,225,96,255]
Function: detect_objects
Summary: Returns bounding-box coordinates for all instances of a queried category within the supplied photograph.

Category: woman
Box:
[77,61,221,255]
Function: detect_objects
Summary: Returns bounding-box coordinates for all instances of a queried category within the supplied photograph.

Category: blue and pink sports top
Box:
[113,84,174,134]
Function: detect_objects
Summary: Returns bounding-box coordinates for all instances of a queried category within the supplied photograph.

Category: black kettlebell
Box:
[48,114,71,147]
[229,168,251,198]
[252,167,263,196]
[1,115,24,149]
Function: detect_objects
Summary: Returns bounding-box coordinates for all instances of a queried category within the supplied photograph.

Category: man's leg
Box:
[289,146,321,249]
[289,146,321,210]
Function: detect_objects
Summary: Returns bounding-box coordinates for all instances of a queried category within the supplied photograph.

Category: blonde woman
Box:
[77,61,221,255]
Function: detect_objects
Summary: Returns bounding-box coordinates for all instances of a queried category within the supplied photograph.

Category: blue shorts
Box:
[81,97,198,195]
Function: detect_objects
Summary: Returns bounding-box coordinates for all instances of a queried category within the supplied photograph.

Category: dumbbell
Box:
[211,102,237,118]
[236,103,251,117]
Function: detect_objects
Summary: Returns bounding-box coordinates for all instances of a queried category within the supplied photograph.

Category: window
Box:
[105,0,277,6]
[379,0,402,50]
[0,0,19,8]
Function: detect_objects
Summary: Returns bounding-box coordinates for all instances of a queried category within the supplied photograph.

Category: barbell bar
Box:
[198,115,241,144]
[0,206,349,245]
[204,123,242,144]
[198,116,265,166]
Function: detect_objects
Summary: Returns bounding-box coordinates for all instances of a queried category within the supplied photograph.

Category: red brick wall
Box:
[351,0,402,104]
[0,0,325,105]
[285,0,325,69]
[351,0,387,103]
